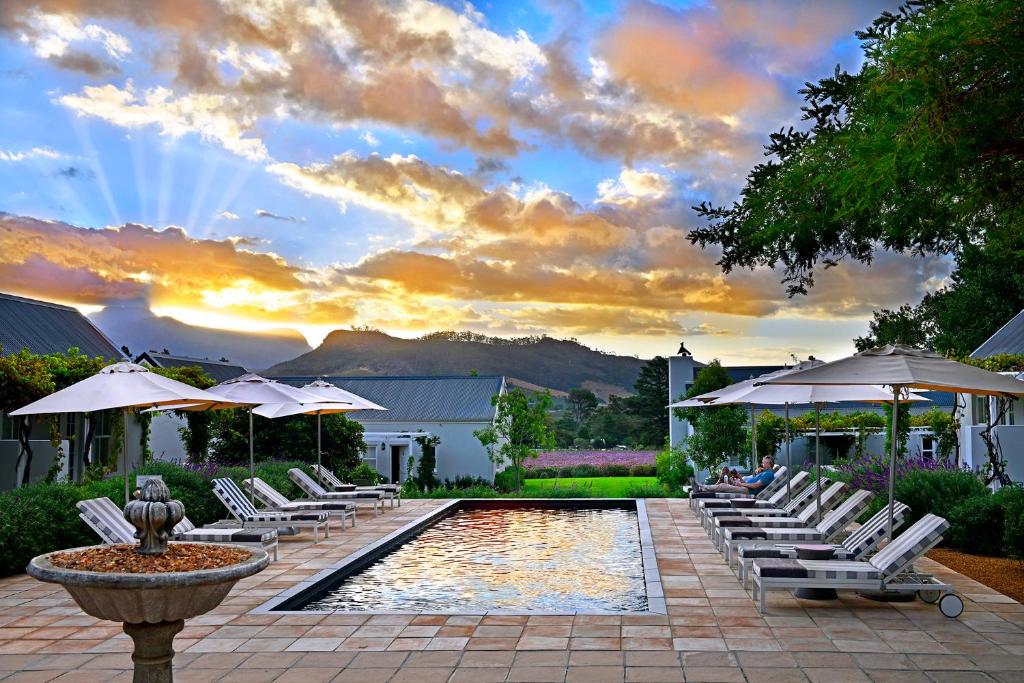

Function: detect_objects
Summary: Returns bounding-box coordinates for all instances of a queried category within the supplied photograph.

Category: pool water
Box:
[299,506,648,612]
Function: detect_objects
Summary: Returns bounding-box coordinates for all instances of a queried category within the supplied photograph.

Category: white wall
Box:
[354,420,496,482]
[150,413,187,464]
[961,424,1024,484]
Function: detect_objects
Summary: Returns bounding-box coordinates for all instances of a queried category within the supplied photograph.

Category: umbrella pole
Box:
[317,413,322,473]
[750,404,758,468]
[249,408,255,506]
[815,403,822,524]
[123,408,130,506]
[888,386,901,541]
[785,402,791,503]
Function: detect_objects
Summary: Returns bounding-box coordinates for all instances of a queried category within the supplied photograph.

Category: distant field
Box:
[522,476,662,497]
[528,450,656,469]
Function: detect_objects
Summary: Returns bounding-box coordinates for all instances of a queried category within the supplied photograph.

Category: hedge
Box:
[0,459,318,578]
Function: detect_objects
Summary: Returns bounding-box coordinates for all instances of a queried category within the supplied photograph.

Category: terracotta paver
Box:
[0,498,1021,682]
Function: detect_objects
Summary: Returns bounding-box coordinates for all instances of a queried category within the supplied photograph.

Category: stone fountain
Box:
[28,480,269,683]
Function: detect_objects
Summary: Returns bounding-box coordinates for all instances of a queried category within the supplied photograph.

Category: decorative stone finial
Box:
[124,479,185,555]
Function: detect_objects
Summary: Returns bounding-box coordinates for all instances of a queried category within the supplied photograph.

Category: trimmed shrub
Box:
[494,468,519,492]
[630,464,657,477]
[656,445,693,493]
[405,485,500,499]
[947,494,1005,556]
[599,464,631,477]
[1002,486,1024,560]
[135,461,221,527]
[0,477,123,577]
[570,464,600,478]
[557,466,575,478]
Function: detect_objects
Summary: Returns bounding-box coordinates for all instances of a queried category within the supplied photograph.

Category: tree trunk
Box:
[82,413,96,467]
[17,417,33,487]
[979,399,1011,487]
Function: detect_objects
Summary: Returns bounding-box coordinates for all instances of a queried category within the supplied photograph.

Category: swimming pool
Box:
[262,500,663,614]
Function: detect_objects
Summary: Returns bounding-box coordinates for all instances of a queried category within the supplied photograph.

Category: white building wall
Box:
[354,420,496,482]
[149,413,187,464]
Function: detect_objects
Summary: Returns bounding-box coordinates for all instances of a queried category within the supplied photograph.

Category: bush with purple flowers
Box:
[834,453,963,495]
[527,450,656,469]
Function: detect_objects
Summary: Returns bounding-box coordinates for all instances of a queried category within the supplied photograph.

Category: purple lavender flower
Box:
[526,450,656,469]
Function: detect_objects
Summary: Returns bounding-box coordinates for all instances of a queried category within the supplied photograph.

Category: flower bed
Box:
[527,450,656,469]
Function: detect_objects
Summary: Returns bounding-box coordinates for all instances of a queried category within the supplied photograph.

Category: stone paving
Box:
[0,498,1022,682]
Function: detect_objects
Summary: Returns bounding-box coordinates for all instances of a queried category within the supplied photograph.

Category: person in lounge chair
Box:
[695,456,776,494]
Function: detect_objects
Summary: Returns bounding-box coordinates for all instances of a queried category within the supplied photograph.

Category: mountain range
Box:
[89,303,312,370]
[266,329,648,398]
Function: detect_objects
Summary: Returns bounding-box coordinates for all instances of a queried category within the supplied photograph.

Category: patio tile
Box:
[623,665,684,682]
[506,666,567,681]
[565,665,625,682]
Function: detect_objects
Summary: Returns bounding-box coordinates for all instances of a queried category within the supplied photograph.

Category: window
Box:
[90,411,113,466]
[361,445,378,469]
[999,398,1017,426]
[921,436,935,460]
[973,396,990,426]
[0,412,18,441]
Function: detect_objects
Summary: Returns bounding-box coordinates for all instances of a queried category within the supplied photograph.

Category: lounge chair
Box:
[701,474,821,530]
[77,496,279,561]
[312,463,402,508]
[750,513,963,618]
[212,477,330,542]
[246,477,356,528]
[737,501,910,589]
[697,470,810,518]
[722,489,874,566]
[689,465,789,511]
[288,468,385,515]
[711,481,847,550]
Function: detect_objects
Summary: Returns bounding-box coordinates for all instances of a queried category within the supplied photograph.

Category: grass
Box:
[522,476,663,498]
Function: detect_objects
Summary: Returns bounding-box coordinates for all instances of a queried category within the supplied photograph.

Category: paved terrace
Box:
[0,499,1021,682]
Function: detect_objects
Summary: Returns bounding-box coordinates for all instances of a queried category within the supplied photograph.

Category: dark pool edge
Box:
[253,498,666,616]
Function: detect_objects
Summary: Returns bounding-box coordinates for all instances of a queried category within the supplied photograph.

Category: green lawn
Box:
[521,476,663,498]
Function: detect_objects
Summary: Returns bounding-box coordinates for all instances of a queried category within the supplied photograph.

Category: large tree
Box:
[626,356,670,448]
[474,387,555,492]
[675,360,750,474]
[690,0,1024,302]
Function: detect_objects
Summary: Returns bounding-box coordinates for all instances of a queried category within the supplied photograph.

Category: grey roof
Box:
[725,365,786,383]
[273,375,505,422]
[971,309,1024,358]
[136,351,247,383]
[0,292,122,360]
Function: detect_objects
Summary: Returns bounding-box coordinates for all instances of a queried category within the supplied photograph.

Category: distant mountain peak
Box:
[267,328,647,399]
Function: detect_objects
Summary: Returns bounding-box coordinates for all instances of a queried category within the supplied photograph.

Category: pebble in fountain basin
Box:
[27,544,269,623]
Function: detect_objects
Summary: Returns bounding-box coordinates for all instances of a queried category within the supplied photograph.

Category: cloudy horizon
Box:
[0,0,942,364]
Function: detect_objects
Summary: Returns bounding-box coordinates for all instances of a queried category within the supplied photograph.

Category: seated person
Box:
[694,456,776,494]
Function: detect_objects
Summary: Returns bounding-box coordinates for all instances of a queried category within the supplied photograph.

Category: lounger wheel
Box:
[939,593,964,619]
[917,589,941,604]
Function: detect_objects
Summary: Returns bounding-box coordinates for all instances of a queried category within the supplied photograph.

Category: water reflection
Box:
[302,507,647,612]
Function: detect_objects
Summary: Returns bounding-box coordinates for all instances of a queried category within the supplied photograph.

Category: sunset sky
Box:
[0,0,947,364]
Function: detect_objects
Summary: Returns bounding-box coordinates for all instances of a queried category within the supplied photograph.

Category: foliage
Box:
[349,461,382,485]
[626,356,670,448]
[909,407,958,460]
[963,354,1024,373]
[755,410,788,461]
[947,494,1006,556]
[528,449,656,469]
[0,347,55,486]
[677,361,749,474]
[882,400,912,459]
[0,459,319,577]
[474,387,555,492]
[209,410,364,474]
[861,467,989,532]
[413,434,440,488]
[655,442,694,492]
[854,304,935,352]
[566,388,599,425]
[1002,486,1024,560]
[689,0,1024,306]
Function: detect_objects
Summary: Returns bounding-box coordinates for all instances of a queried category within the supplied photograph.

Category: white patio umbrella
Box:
[708,371,927,522]
[253,379,387,476]
[764,344,1024,540]
[10,362,244,505]
[161,374,326,504]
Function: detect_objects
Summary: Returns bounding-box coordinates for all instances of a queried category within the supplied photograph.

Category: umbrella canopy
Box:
[206,373,325,405]
[762,344,1024,396]
[764,344,1024,540]
[254,380,388,475]
[202,374,328,504]
[10,362,235,415]
[253,402,356,419]
[10,362,245,504]
[301,379,387,411]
